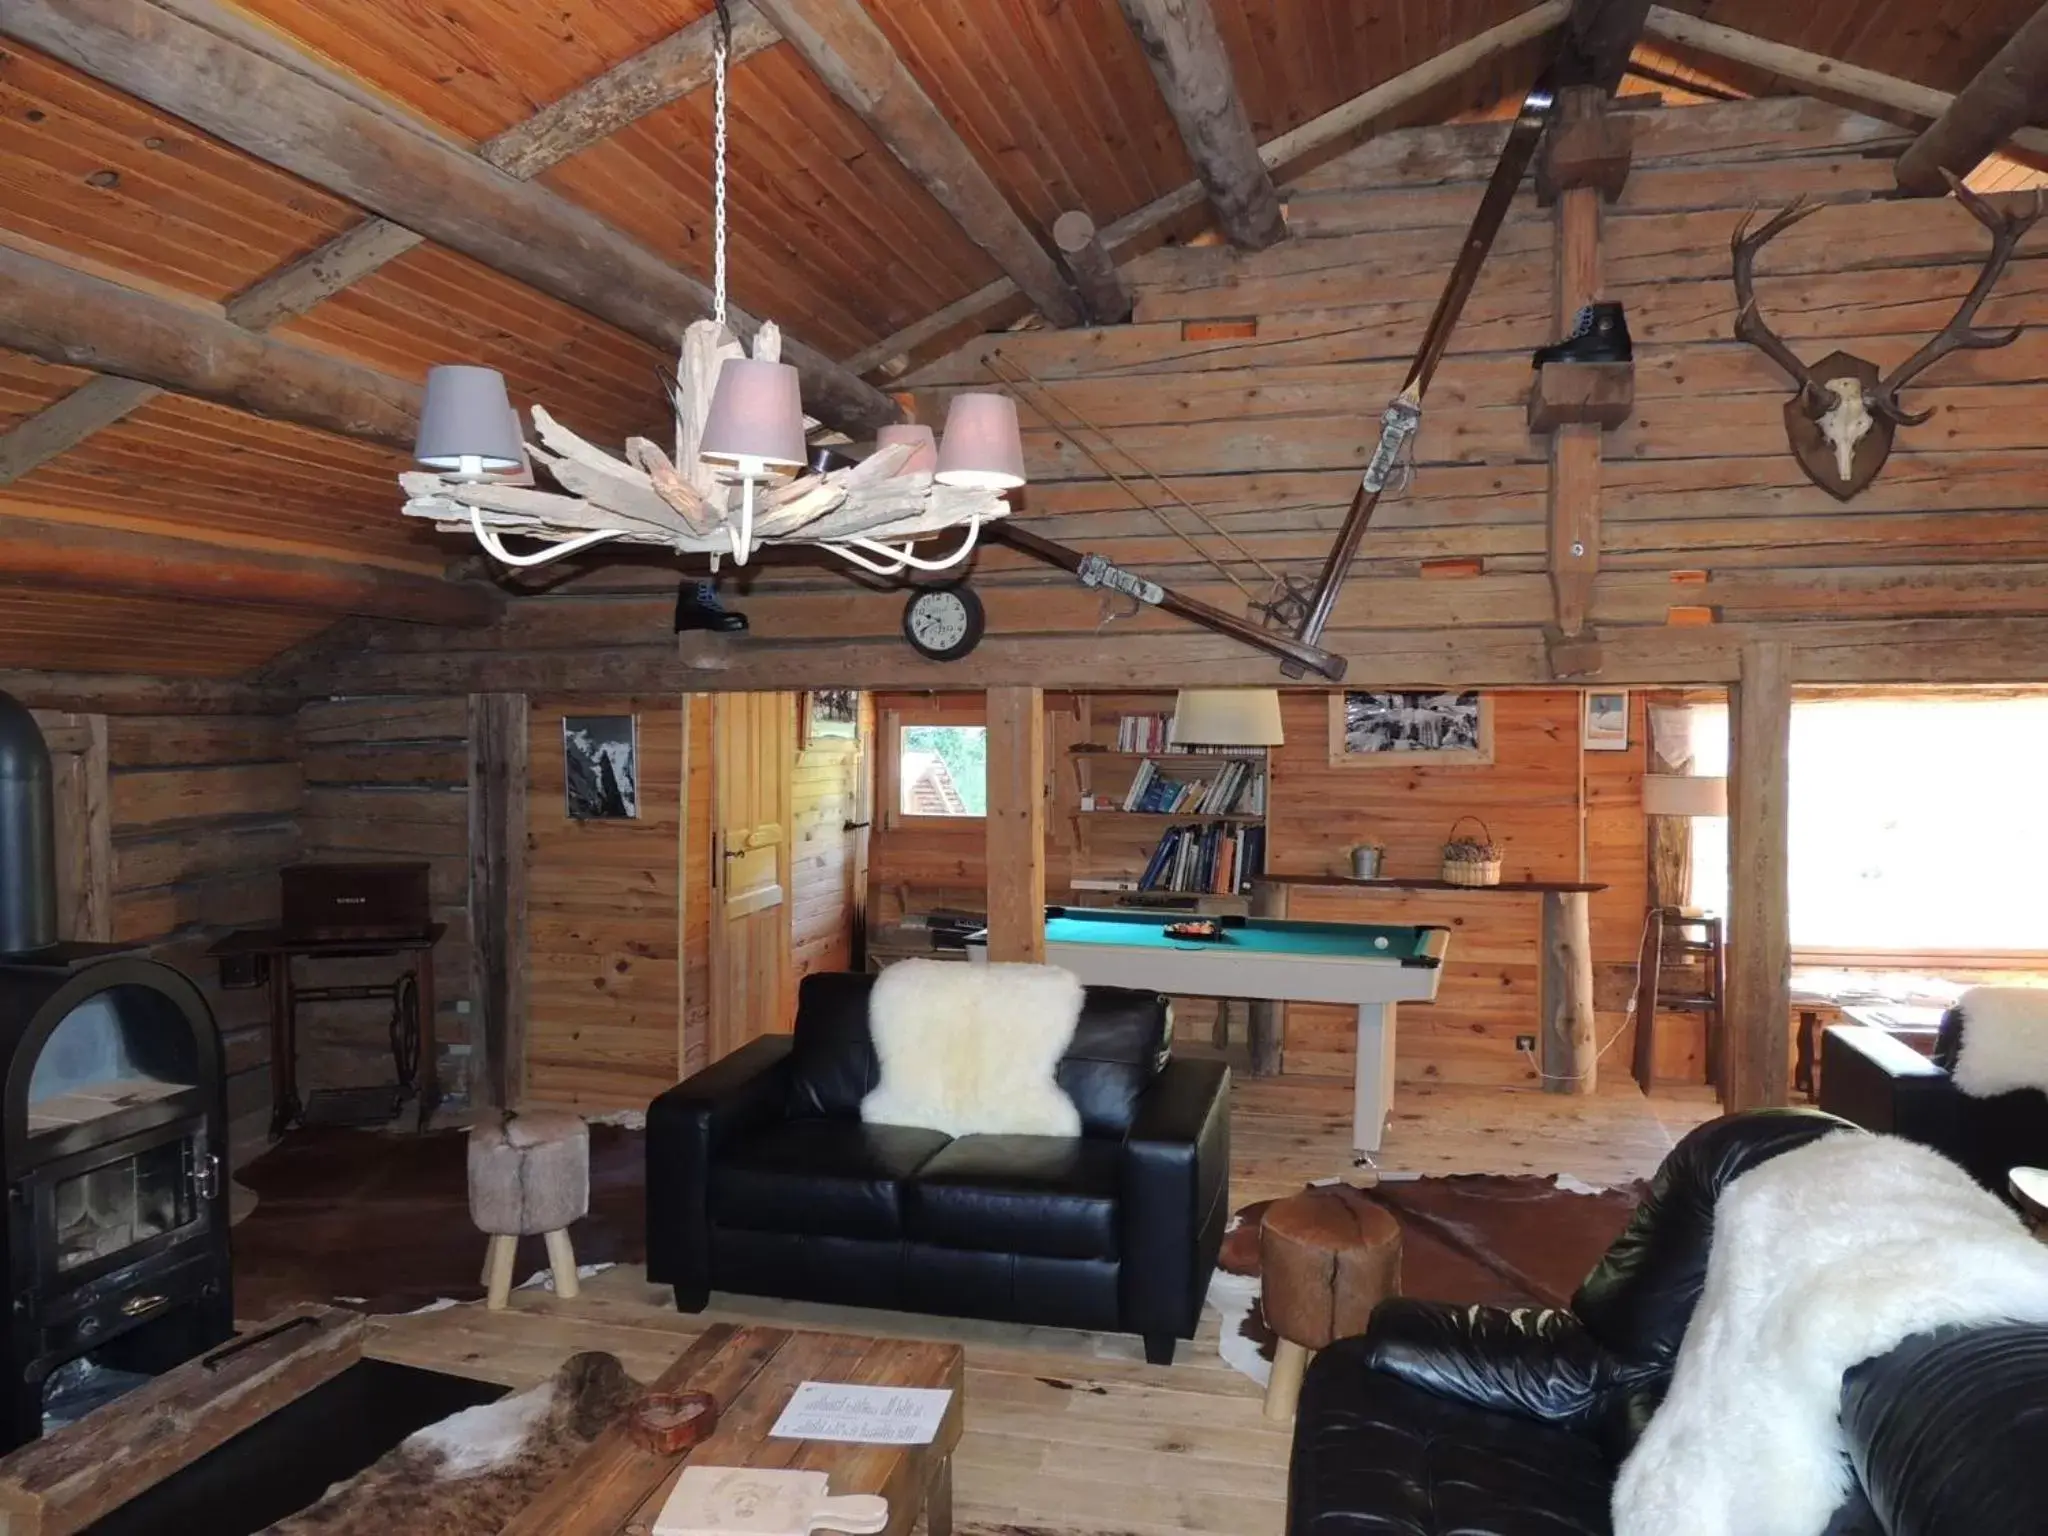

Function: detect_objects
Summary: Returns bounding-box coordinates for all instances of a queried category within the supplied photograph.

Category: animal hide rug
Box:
[1611,1133,2048,1536]
[1950,985,2048,1098]
[862,958,1083,1138]
[261,1351,637,1534]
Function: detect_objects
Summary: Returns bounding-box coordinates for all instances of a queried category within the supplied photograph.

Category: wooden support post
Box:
[1544,88,1612,681]
[1540,890,1598,1094]
[1726,641,1793,1111]
[1052,210,1134,325]
[984,687,1046,963]
[1897,6,2048,195]
[1115,0,1287,250]
[468,693,530,1109]
[1248,879,1287,1075]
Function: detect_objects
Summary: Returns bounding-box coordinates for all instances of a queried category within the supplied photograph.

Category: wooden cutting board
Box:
[651,1467,888,1536]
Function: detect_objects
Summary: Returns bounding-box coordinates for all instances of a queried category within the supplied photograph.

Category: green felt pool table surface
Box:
[1042,907,1447,964]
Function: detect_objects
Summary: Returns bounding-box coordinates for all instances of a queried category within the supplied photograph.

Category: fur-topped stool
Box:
[1258,1185,1402,1421]
[468,1108,589,1309]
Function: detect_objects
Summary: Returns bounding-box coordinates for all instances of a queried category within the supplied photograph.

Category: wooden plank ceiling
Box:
[0,0,2041,676]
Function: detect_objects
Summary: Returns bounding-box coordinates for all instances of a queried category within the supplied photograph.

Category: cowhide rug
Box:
[1208,1173,1644,1385]
[259,1352,638,1534]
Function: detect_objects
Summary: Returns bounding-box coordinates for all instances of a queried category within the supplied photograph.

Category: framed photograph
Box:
[1328,691,1493,766]
[563,714,639,819]
[1583,690,1631,752]
[802,689,860,748]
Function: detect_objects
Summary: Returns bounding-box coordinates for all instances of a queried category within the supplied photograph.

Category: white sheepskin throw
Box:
[1950,985,2048,1098]
[1612,1133,2048,1536]
[861,959,1084,1138]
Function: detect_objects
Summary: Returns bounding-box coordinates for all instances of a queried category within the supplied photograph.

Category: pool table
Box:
[968,908,1450,1157]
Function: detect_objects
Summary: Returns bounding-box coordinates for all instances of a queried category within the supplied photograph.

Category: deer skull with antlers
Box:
[1732,178,2042,501]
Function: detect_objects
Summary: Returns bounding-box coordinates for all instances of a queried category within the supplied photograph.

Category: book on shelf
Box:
[1108,757,1266,816]
[1109,714,1271,757]
[1070,876,1140,893]
[1136,821,1265,895]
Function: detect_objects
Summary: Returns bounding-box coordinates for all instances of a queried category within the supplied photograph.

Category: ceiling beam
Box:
[1558,0,1653,93]
[0,514,503,627]
[1115,0,1287,250]
[0,243,421,447]
[748,0,1083,327]
[0,5,781,486]
[1896,5,2048,195]
[848,1,1570,376]
[0,0,899,435]
[1644,5,2048,159]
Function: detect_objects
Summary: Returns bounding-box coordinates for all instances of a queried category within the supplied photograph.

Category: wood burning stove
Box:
[0,695,231,1450]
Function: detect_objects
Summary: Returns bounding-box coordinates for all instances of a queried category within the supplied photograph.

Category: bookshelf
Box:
[1060,696,1269,911]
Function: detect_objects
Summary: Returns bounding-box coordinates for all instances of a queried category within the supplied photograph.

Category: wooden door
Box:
[710,693,794,1061]
[847,693,875,970]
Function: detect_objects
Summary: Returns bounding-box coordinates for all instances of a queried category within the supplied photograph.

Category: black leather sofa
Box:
[646,971,1229,1364]
[1287,1109,2048,1535]
[1821,1008,2048,1194]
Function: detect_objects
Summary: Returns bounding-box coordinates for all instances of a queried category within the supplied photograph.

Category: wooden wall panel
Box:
[523,697,686,1111]
[0,590,330,677]
[790,723,860,984]
[294,696,474,1102]
[683,693,713,1078]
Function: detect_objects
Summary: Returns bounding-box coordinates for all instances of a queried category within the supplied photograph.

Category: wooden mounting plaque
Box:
[1527,361,1635,432]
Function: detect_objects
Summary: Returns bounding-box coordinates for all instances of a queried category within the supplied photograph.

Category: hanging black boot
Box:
[675,579,748,633]
[1532,301,1632,367]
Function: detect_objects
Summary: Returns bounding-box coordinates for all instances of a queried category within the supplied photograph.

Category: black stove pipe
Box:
[0,692,56,958]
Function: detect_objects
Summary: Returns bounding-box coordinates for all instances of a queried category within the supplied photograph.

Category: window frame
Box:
[881,706,989,828]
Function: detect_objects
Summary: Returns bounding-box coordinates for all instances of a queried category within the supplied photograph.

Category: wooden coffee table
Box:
[505,1324,964,1536]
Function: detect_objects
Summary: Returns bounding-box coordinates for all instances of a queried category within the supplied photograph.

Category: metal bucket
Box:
[1349,844,1383,880]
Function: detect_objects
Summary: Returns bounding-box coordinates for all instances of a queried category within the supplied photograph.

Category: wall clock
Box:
[901,584,985,662]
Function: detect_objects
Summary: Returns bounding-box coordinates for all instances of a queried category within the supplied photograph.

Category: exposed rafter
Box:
[749,0,1083,327]
[1558,0,1653,94]
[847,1,1572,376]
[1897,4,2048,195]
[0,514,503,627]
[0,244,421,448]
[1115,0,1286,250]
[1644,5,2048,160]
[0,0,899,434]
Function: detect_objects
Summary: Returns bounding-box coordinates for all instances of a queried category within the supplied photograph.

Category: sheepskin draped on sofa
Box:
[860,959,1085,1138]
[1950,985,2048,1098]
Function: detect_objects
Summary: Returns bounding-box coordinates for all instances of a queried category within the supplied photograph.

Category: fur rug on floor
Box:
[1612,1134,2048,1536]
[1207,1174,1643,1385]
[863,958,1084,1138]
[260,1353,637,1534]
[1951,985,2048,1097]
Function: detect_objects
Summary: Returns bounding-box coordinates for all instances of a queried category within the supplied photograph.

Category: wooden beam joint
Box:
[1536,85,1635,205]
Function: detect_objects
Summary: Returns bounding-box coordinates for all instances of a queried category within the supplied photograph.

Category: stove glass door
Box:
[51,1137,199,1273]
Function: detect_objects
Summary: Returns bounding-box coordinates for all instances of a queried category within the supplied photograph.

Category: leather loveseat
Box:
[1821,1008,2048,1195]
[1287,1109,2048,1535]
[646,971,1229,1363]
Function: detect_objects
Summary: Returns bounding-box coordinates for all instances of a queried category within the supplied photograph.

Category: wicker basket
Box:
[1441,815,1503,887]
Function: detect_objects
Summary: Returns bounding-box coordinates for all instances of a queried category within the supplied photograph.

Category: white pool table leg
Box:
[1352,1002,1397,1157]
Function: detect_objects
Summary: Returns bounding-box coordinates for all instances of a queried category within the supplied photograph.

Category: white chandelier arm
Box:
[824,518,982,576]
[728,478,759,565]
[468,502,625,567]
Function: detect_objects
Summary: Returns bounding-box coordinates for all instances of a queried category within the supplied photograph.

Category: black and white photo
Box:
[802,689,860,747]
[563,714,639,819]
[1329,691,1493,765]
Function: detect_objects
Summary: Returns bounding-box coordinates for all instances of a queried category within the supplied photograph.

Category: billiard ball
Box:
[1374,935,1389,949]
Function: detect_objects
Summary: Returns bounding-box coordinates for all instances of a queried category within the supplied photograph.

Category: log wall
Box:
[790,701,866,986]
[293,698,473,1103]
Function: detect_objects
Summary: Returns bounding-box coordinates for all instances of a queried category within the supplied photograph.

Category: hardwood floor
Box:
[363,1077,1714,1536]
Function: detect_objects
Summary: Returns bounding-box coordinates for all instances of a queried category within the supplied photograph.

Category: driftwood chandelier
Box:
[398,2,1022,575]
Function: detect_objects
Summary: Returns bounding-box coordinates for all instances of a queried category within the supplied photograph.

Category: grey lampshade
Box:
[1642,773,1728,817]
[877,422,938,475]
[1171,689,1285,747]
[701,358,807,469]
[935,393,1026,489]
[415,365,524,472]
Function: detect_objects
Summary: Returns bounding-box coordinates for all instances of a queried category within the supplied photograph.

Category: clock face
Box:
[902,585,985,661]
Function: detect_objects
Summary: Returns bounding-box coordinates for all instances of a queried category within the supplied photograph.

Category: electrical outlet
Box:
[1514,1034,1536,1052]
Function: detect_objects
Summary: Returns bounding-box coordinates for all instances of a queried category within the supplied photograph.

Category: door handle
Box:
[842,820,872,832]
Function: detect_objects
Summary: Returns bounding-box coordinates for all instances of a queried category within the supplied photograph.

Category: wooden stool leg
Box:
[484,1233,517,1311]
[544,1227,580,1299]
[1263,1340,1311,1423]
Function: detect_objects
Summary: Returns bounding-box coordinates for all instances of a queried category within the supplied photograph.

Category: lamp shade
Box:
[700,358,806,469]
[1171,689,1285,747]
[934,393,1026,489]
[415,365,524,473]
[877,422,938,475]
[1642,773,1728,817]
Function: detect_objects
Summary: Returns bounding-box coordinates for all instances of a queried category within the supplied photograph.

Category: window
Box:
[1687,695,2048,955]
[897,725,987,817]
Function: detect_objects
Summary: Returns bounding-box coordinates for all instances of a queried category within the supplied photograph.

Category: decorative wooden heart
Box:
[629,1390,719,1456]
[652,1467,889,1536]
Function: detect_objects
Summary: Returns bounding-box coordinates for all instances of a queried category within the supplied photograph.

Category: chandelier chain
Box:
[711,2,730,329]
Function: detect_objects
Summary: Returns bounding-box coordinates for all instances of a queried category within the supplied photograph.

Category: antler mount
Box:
[1729,181,2042,502]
